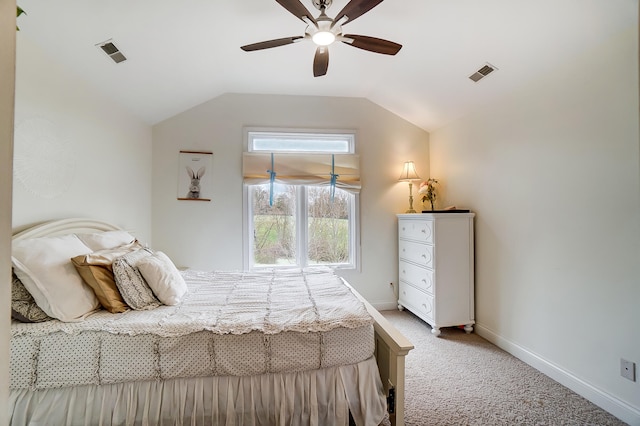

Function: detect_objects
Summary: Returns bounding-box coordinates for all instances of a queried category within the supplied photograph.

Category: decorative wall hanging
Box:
[178,151,213,201]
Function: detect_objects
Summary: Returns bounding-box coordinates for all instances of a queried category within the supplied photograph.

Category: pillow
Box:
[112,248,161,310]
[71,241,143,313]
[137,251,188,305]
[12,234,100,322]
[76,230,136,251]
[11,271,52,323]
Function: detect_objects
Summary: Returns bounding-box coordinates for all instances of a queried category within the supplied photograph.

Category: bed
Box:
[9,218,413,426]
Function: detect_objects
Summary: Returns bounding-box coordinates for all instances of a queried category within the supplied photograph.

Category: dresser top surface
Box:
[397,212,475,219]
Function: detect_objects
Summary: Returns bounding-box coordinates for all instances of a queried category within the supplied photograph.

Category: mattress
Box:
[10,267,375,390]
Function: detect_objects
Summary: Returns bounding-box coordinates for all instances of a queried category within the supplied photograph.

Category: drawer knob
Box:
[421,229,426,234]
[421,254,427,258]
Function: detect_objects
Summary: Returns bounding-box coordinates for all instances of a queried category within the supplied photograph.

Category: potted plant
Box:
[418,178,438,211]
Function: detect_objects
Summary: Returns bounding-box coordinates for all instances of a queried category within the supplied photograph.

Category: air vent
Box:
[469,63,497,82]
[96,39,127,64]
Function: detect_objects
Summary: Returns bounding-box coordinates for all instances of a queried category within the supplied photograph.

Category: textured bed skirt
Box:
[9,356,387,426]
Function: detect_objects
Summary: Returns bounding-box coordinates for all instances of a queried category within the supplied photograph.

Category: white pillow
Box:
[76,230,135,251]
[136,251,187,305]
[11,234,100,322]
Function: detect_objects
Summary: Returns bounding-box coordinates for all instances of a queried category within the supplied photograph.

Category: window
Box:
[248,131,353,153]
[243,130,359,270]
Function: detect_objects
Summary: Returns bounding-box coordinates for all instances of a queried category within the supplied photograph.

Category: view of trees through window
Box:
[252,184,297,265]
[252,184,350,267]
[307,186,349,264]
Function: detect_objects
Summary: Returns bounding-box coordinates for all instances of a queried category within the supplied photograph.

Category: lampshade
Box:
[398,161,421,181]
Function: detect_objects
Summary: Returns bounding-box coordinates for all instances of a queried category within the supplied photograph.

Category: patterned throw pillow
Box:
[11,271,53,323]
[112,248,161,310]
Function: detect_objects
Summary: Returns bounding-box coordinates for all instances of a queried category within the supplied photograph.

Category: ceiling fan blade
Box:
[313,46,329,77]
[342,34,402,55]
[333,0,384,25]
[275,0,317,25]
[241,36,304,52]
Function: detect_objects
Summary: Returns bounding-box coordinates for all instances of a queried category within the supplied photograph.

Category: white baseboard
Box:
[475,323,640,426]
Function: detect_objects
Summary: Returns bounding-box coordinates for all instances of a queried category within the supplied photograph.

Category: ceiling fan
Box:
[240,0,402,77]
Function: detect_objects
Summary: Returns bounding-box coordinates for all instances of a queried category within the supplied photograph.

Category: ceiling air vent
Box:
[96,39,127,64]
[469,63,497,82]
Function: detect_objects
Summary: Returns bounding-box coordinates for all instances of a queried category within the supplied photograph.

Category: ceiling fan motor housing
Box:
[312,0,332,10]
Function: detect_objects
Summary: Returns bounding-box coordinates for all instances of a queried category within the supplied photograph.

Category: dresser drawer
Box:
[399,261,434,294]
[399,220,433,244]
[399,239,434,268]
[399,283,434,322]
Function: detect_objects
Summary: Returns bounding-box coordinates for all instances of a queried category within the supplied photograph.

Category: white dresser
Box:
[397,213,475,336]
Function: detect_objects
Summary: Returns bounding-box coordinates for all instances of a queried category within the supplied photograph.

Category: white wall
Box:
[12,37,153,240]
[152,93,429,306]
[430,24,640,424]
[1,1,17,423]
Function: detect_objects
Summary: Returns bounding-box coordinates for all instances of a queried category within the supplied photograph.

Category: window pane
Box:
[252,184,297,266]
[307,186,350,265]
[250,132,352,153]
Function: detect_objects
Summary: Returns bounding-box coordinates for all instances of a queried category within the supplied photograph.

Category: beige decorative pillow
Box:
[137,251,188,305]
[71,241,142,313]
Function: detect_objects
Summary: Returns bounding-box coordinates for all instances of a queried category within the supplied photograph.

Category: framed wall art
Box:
[178,151,213,201]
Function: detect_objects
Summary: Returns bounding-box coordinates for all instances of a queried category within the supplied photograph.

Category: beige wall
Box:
[12,37,153,240]
[430,24,640,423]
[1,0,17,423]
[152,93,429,307]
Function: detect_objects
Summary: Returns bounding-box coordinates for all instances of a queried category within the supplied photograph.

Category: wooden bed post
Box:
[344,280,414,426]
[368,305,413,426]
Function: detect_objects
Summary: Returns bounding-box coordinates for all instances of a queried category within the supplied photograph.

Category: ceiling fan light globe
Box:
[313,31,336,46]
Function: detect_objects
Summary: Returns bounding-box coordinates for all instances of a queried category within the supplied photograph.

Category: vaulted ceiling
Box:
[15,0,636,131]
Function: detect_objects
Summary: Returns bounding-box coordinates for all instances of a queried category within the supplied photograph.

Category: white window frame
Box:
[246,128,355,154]
[242,128,360,271]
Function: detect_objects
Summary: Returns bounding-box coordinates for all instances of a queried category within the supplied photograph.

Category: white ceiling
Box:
[16,0,636,131]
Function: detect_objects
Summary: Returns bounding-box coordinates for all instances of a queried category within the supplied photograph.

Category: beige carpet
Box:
[381,310,626,426]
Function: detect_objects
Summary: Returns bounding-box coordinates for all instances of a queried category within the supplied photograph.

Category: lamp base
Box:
[405,182,418,213]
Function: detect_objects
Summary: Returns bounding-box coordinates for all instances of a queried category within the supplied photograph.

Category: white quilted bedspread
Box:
[11,267,373,338]
[10,267,376,390]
